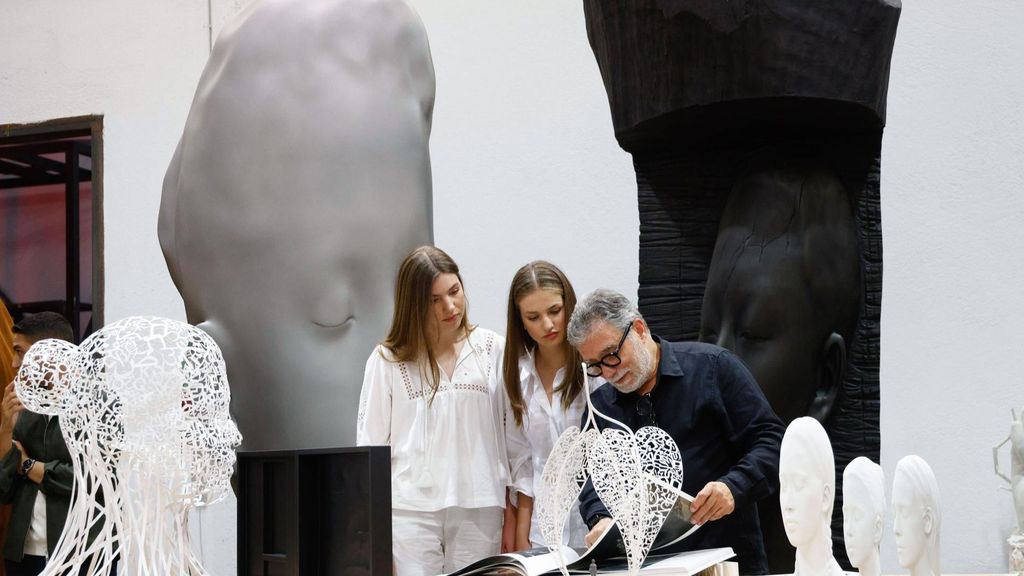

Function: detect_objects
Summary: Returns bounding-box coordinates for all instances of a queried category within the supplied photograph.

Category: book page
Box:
[593,547,735,576]
[505,546,582,575]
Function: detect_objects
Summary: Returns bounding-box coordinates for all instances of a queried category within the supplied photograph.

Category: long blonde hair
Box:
[502,261,584,426]
[382,246,472,401]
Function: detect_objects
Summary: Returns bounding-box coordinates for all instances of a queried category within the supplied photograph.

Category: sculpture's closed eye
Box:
[314,315,355,329]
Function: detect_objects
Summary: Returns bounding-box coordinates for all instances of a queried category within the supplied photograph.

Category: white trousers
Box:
[392,506,503,576]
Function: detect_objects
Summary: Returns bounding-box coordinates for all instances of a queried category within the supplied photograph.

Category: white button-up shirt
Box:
[356,328,532,512]
[518,351,589,548]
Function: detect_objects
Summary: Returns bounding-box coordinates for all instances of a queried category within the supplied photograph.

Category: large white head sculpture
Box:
[158,0,435,450]
[779,416,842,575]
[892,455,941,576]
[843,456,884,576]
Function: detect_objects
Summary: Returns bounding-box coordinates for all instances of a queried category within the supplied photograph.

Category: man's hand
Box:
[690,481,735,525]
[584,517,613,548]
[1,382,23,431]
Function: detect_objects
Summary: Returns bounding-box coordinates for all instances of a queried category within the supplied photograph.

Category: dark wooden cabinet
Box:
[238,447,392,576]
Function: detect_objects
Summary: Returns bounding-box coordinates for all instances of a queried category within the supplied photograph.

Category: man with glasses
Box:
[567,289,784,575]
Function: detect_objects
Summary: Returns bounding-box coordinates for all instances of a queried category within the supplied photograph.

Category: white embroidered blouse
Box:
[518,351,590,548]
[356,327,532,511]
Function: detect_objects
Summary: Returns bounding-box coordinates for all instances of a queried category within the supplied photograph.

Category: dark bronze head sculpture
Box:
[700,163,860,425]
[581,0,899,568]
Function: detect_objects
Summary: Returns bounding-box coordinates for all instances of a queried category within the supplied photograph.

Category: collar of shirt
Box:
[610,334,684,405]
[519,349,567,406]
[446,327,488,373]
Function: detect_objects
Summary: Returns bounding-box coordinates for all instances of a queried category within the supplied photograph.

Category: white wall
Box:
[3,0,1022,573]
[416,0,638,331]
[880,1,1024,572]
[1,0,206,323]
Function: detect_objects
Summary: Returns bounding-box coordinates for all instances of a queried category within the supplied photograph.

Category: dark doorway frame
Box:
[0,115,104,342]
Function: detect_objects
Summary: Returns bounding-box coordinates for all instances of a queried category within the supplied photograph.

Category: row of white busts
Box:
[780,417,940,576]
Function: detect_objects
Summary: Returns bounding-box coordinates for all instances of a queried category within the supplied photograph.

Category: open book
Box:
[444,492,723,576]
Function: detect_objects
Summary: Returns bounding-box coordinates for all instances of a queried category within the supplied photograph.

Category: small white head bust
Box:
[892,455,941,576]
[779,417,844,576]
[843,457,885,576]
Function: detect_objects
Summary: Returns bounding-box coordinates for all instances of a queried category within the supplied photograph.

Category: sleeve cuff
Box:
[0,445,20,474]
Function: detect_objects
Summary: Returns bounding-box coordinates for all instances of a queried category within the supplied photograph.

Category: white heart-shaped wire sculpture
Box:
[538,367,686,576]
[589,427,681,575]
[635,426,684,493]
[535,425,597,575]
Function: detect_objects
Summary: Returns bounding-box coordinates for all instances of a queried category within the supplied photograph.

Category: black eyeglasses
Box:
[636,394,657,428]
[585,324,632,377]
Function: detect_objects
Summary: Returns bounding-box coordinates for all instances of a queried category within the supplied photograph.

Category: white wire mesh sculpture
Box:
[535,368,686,576]
[14,337,118,576]
[14,317,242,576]
[536,425,598,573]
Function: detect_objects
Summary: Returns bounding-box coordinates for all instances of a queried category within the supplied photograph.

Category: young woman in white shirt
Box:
[502,260,589,549]
[356,246,532,576]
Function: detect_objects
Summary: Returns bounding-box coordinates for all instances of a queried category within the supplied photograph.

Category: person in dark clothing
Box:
[0,313,75,576]
[567,290,785,575]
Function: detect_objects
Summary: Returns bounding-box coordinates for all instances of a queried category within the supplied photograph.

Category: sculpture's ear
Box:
[923,506,934,536]
[808,332,846,423]
[873,513,883,545]
[822,483,833,516]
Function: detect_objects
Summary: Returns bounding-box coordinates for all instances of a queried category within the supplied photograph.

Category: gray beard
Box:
[610,335,654,394]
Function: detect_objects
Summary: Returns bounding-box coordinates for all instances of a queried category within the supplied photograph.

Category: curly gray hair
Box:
[566,288,643,346]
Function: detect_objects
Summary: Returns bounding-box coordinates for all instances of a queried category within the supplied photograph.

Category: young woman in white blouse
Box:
[356,246,532,576]
[502,261,589,549]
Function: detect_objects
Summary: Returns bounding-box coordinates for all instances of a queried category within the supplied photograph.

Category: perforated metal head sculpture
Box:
[89,317,240,506]
[15,317,241,576]
[158,0,435,450]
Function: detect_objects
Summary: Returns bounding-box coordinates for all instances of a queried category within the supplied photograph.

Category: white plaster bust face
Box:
[779,417,834,548]
[892,455,940,574]
[843,457,884,570]
[780,466,825,547]
[892,473,927,567]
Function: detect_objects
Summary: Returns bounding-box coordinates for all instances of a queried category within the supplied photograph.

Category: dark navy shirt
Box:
[578,338,784,575]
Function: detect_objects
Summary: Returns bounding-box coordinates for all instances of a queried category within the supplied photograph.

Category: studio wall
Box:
[2,0,1022,572]
[879,1,1024,569]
